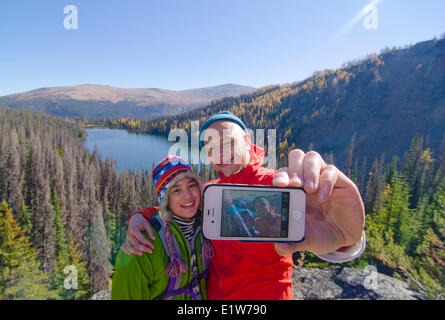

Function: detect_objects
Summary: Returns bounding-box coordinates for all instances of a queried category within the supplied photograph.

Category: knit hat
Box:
[152,155,202,223]
[199,111,248,149]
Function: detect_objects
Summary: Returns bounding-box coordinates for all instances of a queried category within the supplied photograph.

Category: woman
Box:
[111,155,214,300]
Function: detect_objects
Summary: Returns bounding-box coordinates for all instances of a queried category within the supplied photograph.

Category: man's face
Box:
[254,198,271,217]
[203,121,251,177]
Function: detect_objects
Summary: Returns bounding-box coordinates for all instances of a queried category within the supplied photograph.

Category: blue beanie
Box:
[199,111,248,149]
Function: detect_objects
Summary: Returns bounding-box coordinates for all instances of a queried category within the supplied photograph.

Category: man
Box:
[253,196,281,237]
[122,111,366,299]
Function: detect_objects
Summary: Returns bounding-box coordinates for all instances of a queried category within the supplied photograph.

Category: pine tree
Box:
[351,157,359,185]
[416,228,445,299]
[392,174,416,249]
[364,156,384,213]
[85,210,112,292]
[358,156,367,196]
[80,156,111,292]
[415,149,435,207]
[0,201,58,300]
[384,156,399,186]
[50,233,92,300]
[50,190,68,261]
[345,132,357,178]
[402,134,423,208]
[375,171,416,249]
[19,199,32,235]
[104,202,119,266]
[431,133,445,187]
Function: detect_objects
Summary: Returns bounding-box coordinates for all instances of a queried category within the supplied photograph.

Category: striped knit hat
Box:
[152,155,202,223]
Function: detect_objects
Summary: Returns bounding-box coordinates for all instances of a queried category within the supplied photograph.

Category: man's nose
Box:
[220,147,232,162]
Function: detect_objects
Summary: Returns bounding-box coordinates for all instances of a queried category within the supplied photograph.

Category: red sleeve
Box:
[127,207,158,224]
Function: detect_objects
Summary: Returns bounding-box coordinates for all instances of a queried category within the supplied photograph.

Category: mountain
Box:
[122,37,445,171]
[0,83,256,119]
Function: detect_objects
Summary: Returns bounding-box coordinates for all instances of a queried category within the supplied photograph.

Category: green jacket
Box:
[111,215,209,300]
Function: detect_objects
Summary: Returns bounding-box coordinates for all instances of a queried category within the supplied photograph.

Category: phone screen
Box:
[221,189,290,238]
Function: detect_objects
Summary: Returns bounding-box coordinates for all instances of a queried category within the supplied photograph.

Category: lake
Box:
[84,128,178,174]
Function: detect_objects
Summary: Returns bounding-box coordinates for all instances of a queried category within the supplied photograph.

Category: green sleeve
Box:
[111,239,154,300]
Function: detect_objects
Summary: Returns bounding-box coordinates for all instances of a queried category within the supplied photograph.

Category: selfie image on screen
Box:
[221,190,289,238]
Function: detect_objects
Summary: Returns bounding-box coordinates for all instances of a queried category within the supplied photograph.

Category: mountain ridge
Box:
[118,37,445,171]
[0,83,257,119]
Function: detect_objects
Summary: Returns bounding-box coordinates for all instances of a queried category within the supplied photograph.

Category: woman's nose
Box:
[183,188,194,199]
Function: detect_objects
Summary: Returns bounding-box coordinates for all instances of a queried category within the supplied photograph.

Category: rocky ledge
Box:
[91,266,427,300]
[292,267,427,300]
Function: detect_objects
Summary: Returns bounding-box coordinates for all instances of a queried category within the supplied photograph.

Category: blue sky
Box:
[0,0,444,96]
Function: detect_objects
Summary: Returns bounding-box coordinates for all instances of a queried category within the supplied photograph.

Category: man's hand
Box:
[273,149,365,256]
[120,213,156,256]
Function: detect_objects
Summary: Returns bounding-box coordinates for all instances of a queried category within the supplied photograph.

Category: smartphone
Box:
[202,184,306,242]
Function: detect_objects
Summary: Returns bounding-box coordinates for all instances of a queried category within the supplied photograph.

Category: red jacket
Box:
[131,146,294,300]
[204,146,293,300]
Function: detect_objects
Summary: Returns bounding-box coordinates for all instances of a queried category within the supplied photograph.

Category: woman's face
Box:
[168,177,201,221]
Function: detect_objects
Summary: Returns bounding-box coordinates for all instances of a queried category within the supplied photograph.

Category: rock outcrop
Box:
[292,267,427,300]
[91,266,428,300]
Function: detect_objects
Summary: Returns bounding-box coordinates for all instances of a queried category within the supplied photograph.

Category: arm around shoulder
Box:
[111,235,155,300]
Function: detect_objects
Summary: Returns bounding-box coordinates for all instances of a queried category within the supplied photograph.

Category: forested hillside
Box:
[0,107,219,299]
[1,37,445,300]
[303,133,445,299]
[0,108,154,298]
[88,38,445,173]
[1,107,444,299]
